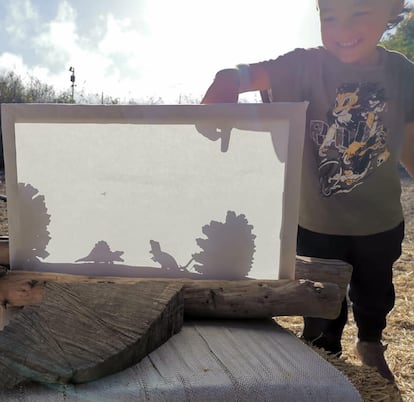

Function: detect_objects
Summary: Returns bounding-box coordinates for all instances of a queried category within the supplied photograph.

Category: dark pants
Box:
[297,221,404,354]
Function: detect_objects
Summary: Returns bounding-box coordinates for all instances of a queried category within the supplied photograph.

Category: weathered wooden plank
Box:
[0,281,184,388]
[0,277,348,321]
[0,275,343,319]
[182,279,342,318]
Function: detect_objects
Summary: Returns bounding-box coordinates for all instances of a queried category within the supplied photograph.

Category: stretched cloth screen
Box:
[1,103,307,279]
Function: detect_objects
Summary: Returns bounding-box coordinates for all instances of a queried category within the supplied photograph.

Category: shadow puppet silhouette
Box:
[12,186,255,281]
[192,210,256,279]
[34,216,256,278]
[75,241,124,264]
[14,183,51,267]
[149,240,194,273]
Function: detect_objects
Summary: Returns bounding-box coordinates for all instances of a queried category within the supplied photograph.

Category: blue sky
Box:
[0,0,411,103]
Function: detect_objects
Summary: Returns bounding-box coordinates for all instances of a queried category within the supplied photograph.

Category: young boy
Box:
[202,0,414,383]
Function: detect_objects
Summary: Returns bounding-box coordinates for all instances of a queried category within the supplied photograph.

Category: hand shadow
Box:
[195,122,233,153]
[195,119,286,163]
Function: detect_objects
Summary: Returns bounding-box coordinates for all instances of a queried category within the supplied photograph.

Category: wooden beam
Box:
[0,273,342,319]
[0,256,352,320]
[0,239,352,319]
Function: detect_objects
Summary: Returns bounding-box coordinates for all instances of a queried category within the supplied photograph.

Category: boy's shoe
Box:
[302,333,342,356]
[301,318,342,356]
[354,340,395,383]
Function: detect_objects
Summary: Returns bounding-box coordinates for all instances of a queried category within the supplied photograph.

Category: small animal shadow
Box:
[76,240,124,264]
[149,240,193,272]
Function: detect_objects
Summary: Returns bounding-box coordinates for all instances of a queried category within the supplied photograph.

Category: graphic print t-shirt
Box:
[311,81,389,197]
[257,47,414,235]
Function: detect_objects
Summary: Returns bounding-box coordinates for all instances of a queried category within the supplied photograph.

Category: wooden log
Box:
[0,281,184,388]
[0,274,342,319]
[0,236,352,319]
[295,256,352,297]
[0,257,352,319]
[182,278,342,319]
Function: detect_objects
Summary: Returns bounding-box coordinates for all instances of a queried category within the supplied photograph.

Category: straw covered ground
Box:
[277,176,414,401]
[0,175,412,401]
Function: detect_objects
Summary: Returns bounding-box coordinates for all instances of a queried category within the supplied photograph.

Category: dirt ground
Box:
[0,174,412,401]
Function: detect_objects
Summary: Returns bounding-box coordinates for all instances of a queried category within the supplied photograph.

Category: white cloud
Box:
[33,1,79,70]
[135,0,321,99]
[0,0,324,103]
[0,53,27,76]
[98,15,148,56]
[5,0,39,41]
[1,0,412,104]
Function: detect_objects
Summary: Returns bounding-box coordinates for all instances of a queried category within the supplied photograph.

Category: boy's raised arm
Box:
[201,64,271,104]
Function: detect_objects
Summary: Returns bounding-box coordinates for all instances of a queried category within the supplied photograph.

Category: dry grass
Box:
[0,175,412,401]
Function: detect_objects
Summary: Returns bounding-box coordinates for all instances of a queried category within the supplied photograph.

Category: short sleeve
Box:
[250,48,317,103]
[403,57,414,123]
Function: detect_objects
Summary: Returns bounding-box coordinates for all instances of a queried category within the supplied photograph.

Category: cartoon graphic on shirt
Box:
[310,82,389,197]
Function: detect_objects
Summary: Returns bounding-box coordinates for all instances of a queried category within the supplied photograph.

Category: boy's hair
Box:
[316,1,411,30]
[388,2,412,29]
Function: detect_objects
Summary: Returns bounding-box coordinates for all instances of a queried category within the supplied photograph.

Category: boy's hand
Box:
[198,69,240,152]
[201,69,240,104]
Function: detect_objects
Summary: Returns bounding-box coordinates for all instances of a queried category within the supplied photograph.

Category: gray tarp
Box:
[0,320,362,402]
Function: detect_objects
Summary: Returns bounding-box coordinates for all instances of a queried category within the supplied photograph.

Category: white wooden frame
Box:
[1,103,307,279]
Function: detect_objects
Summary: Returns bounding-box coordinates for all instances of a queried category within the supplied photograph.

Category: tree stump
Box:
[0,281,184,388]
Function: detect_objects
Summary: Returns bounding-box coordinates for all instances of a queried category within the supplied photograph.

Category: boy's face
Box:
[318,0,403,64]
